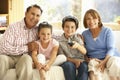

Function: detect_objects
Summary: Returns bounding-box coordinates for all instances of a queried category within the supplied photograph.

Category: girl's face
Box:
[38,28,52,43]
[63,21,76,38]
[86,14,99,29]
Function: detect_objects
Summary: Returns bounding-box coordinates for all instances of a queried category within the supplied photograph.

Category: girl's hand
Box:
[35,62,44,70]
[43,64,50,71]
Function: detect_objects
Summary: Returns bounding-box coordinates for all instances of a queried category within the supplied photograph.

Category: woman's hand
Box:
[95,59,106,72]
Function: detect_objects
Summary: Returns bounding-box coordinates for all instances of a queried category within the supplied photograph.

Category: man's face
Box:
[25,7,42,29]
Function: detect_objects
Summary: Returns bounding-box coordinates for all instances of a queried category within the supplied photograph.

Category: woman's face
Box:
[86,14,99,29]
[38,28,52,43]
[63,21,76,38]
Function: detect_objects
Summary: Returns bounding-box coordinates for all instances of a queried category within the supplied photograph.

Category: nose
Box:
[68,27,72,31]
[44,34,48,38]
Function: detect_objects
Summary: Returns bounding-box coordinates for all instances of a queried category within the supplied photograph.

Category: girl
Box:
[30,22,66,80]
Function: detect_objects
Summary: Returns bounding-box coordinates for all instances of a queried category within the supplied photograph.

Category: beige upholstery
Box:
[0,31,120,80]
[3,66,65,80]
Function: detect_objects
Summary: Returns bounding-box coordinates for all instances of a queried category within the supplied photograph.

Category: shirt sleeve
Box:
[58,44,65,55]
[53,39,59,46]
[106,28,115,56]
[0,25,28,55]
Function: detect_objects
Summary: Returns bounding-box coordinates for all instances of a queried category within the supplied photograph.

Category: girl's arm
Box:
[32,50,38,66]
[32,50,43,70]
[30,42,43,70]
[44,45,59,70]
[29,42,39,64]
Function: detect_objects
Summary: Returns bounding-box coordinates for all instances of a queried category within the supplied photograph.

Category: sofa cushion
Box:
[113,31,120,52]
[3,66,65,80]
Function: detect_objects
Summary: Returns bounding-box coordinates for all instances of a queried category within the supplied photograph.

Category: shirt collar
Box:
[60,33,76,41]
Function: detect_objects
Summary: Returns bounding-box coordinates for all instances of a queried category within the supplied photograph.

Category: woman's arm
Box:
[96,54,111,72]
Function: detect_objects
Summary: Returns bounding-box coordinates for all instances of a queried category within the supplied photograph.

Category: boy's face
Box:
[38,28,52,43]
[63,21,76,38]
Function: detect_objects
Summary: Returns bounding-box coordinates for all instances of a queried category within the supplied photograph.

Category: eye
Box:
[47,33,51,35]
[36,14,40,17]
[71,26,74,29]
[31,12,35,16]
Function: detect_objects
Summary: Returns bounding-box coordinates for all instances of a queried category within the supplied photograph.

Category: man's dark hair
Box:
[26,4,43,14]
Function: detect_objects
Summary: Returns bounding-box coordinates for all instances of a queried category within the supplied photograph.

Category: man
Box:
[0,4,43,80]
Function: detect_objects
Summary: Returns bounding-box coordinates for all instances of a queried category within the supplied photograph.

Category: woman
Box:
[82,9,120,80]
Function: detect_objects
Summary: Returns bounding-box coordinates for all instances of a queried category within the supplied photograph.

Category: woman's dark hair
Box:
[26,4,43,14]
[38,21,52,33]
[62,15,79,29]
[83,9,103,28]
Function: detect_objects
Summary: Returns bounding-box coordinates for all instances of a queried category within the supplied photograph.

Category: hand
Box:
[43,64,50,71]
[28,41,39,52]
[95,59,106,72]
[86,57,92,63]
[35,62,44,70]
[70,41,79,49]
[74,59,83,68]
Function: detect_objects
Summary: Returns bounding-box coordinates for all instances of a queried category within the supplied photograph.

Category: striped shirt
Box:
[0,19,38,55]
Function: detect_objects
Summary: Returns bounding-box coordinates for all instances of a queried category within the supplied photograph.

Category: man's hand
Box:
[28,41,39,52]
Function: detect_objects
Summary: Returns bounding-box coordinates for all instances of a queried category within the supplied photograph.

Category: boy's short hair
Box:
[62,15,79,29]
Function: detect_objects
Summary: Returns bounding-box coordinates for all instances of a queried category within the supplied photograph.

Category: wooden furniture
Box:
[0,0,24,32]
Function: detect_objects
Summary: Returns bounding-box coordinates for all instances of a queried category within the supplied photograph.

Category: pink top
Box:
[36,39,59,59]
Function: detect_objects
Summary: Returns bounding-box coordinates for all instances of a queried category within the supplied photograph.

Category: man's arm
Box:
[0,25,28,55]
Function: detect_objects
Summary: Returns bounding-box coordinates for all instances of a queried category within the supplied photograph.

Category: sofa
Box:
[0,29,120,80]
